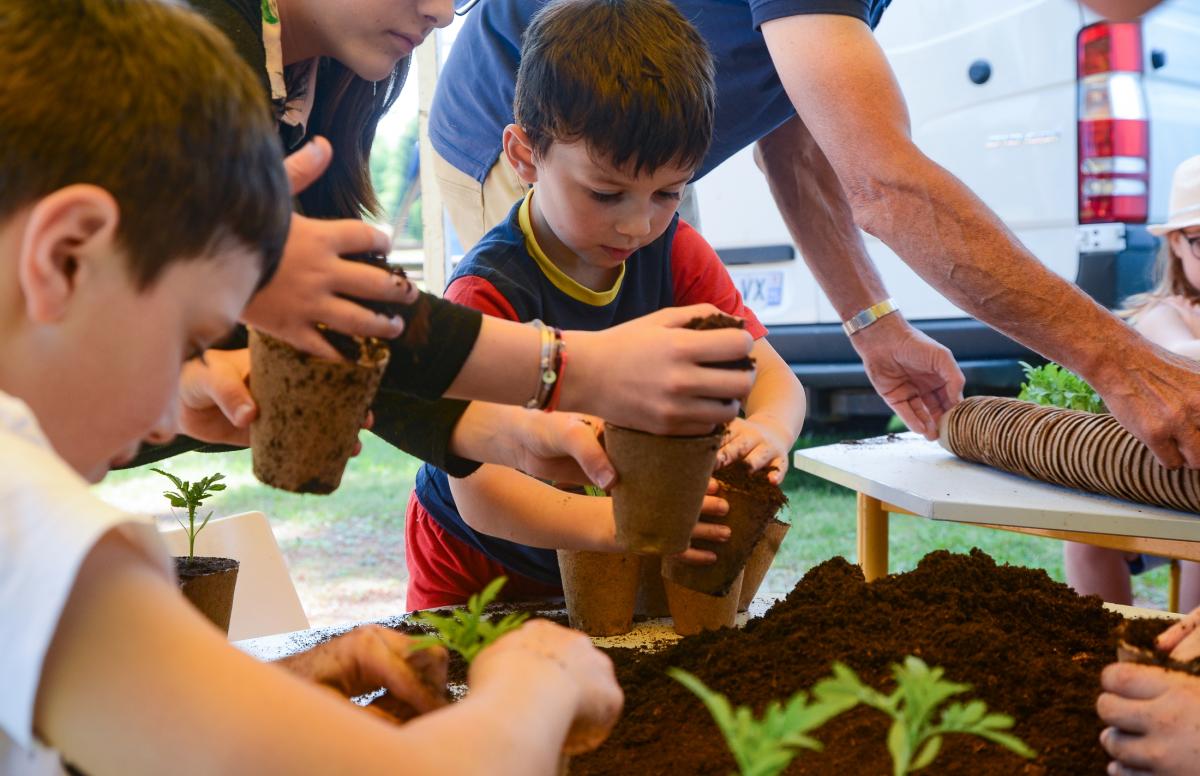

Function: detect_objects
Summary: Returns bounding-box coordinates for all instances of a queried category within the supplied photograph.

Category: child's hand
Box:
[276,624,448,723]
[178,348,256,446]
[471,620,623,755]
[715,417,791,484]
[178,348,369,455]
[669,479,731,565]
[1156,606,1200,661]
[240,138,419,360]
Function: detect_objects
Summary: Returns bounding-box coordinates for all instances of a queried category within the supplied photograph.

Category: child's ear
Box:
[18,184,120,323]
[503,124,539,185]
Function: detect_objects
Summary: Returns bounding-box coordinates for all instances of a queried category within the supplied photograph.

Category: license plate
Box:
[735,270,784,308]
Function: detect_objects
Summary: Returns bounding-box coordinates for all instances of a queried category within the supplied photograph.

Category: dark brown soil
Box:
[715,460,787,510]
[174,555,238,578]
[575,549,1124,776]
[322,253,432,361]
[685,313,755,371]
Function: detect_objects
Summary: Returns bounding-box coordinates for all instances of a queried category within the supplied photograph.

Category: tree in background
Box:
[369,116,423,244]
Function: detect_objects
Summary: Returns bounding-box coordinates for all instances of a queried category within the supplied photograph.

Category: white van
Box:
[695,0,1200,420]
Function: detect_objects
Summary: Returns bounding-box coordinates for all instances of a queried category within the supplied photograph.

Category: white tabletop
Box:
[793,433,1200,542]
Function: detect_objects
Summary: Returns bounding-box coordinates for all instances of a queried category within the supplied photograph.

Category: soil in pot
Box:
[249,328,389,494]
[663,570,743,636]
[737,517,791,612]
[662,461,787,596]
[1117,617,1200,675]
[604,423,721,554]
[574,549,1125,775]
[175,556,239,634]
[558,550,642,636]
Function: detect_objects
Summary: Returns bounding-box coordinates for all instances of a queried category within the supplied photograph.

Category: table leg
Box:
[856,493,889,582]
[1170,560,1181,613]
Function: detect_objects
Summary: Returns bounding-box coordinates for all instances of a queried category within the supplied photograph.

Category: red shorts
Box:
[405,490,563,611]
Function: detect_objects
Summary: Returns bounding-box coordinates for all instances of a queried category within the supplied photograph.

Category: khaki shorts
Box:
[432,148,527,252]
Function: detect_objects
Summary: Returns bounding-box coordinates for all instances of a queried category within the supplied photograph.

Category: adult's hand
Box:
[850,313,964,440]
[565,304,754,436]
[471,620,622,756]
[1081,0,1162,19]
[275,624,449,723]
[1097,662,1200,775]
[241,137,419,360]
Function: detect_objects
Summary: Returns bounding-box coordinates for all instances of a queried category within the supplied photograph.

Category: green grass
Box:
[96,431,1172,625]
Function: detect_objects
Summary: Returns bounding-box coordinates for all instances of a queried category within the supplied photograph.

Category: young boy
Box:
[0,2,619,774]
[406,0,806,609]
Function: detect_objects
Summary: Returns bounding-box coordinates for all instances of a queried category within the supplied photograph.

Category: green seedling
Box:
[152,468,226,558]
[1018,361,1105,414]
[669,668,856,776]
[412,577,529,663]
[813,656,1036,775]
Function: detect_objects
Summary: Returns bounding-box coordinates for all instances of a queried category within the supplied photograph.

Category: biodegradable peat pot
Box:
[664,569,743,636]
[662,462,788,597]
[635,555,671,618]
[249,328,389,494]
[604,423,722,554]
[175,556,239,634]
[557,549,642,636]
[737,518,791,612]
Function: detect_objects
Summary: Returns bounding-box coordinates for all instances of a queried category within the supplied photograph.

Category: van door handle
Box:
[968,59,992,85]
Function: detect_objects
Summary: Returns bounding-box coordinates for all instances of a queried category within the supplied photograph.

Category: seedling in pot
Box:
[411,577,529,663]
[152,468,226,558]
[812,656,1036,775]
[669,668,856,776]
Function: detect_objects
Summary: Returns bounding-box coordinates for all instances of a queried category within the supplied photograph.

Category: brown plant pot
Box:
[557,550,641,636]
[635,555,671,618]
[661,464,787,596]
[248,328,389,494]
[603,423,721,554]
[175,556,239,634]
[664,570,743,636]
[737,518,792,612]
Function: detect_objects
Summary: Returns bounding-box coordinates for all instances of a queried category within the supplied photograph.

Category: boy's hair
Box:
[0,0,290,289]
[514,0,716,176]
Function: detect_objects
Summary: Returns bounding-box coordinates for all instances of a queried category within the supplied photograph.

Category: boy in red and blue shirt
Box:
[406,0,807,609]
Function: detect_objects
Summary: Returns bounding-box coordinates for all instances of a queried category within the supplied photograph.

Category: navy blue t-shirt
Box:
[431,0,892,183]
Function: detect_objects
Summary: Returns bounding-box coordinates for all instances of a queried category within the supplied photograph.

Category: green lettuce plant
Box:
[152,468,226,558]
[812,656,1036,775]
[1018,361,1105,413]
[669,668,856,776]
[412,577,529,663]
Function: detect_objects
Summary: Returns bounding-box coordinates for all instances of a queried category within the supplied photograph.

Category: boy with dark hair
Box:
[0,2,621,773]
[406,0,806,609]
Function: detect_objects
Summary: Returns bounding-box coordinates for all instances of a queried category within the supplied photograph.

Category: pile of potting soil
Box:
[574,549,1123,775]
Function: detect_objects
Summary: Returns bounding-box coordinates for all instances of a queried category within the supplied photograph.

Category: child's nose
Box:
[616,211,652,240]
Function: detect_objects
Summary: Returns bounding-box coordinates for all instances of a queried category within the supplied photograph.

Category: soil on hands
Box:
[322,253,432,361]
[575,549,1123,775]
[684,313,755,371]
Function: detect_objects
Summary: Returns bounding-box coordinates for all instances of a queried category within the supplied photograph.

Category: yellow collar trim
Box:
[517,190,625,306]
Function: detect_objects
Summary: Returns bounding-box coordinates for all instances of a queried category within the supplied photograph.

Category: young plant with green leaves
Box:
[812,656,1036,775]
[669,668,857,776]
[152,468,226,558]
[412,577,529,663]
[1018,361,1106,414]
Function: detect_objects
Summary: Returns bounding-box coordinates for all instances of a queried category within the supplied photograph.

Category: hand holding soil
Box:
[564,304,753,436]
[715,417,792,483]
[1098,662,1200,775]
[1158,607,1200,661]
[275,624,449,722]
[470,620,623,756]
[240,138,418,361]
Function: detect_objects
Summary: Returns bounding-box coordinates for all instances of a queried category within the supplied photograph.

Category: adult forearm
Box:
[757,114,890,318]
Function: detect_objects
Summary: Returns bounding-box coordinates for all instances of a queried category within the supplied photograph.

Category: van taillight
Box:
[1077,21,1148,225]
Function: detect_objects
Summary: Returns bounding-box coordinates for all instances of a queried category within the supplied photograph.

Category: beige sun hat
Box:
[1149,154,1200,235]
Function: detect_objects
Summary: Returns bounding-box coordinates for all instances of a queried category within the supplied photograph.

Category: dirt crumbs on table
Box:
[574,549,1122,775]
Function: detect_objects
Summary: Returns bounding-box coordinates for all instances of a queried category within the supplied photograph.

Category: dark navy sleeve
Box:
[748,0,883,31]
